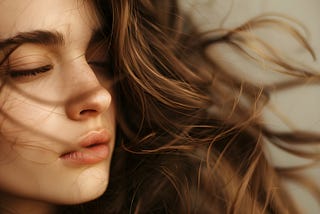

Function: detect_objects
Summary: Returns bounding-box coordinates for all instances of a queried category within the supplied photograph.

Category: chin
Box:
[50,166,110,205]
[70,169,109,205]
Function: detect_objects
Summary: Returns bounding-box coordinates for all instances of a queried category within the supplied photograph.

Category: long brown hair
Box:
[65,0,320,213]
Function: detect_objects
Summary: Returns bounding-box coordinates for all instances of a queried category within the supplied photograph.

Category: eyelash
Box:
[8,64,53,78]
[5,60,112,80]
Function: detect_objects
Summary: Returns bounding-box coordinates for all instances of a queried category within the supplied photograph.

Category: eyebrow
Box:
[0,30,65,49]
[0,29,107,50]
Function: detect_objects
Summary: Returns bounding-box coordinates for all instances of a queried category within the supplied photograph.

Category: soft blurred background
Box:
[179,0,320,213]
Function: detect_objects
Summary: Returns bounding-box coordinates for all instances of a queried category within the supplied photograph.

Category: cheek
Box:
[0,87,62,163]
[0,88,34,142]
[0,85,60,132]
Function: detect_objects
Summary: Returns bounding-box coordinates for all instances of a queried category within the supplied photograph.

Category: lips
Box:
[60,129,110,165]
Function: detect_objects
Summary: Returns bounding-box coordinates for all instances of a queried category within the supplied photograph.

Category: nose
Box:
[65,63,112,121]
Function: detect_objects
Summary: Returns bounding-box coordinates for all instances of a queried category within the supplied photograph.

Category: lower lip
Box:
[60,144,109,165]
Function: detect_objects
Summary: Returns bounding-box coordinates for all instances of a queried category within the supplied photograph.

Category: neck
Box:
[0,192,57,214]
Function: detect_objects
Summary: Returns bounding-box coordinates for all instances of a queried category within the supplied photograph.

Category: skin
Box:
[0,0,115,213]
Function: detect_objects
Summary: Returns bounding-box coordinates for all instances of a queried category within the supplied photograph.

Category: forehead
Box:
[0,0,99,40]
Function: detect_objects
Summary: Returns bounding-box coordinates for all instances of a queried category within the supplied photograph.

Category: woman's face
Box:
[0,0,115,208]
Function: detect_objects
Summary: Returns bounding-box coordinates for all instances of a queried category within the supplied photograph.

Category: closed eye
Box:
[7,64,53,79]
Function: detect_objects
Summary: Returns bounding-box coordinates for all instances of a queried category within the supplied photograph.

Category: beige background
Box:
[179,0,320,213]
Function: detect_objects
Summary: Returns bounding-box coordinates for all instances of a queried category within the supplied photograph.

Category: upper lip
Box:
[79,129,110,148]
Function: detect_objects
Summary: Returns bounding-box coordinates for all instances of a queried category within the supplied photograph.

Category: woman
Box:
[0,0,116,213]
[0,0,318,213]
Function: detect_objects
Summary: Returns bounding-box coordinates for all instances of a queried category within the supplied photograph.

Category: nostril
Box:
[65,86,111,121]
[80,109,97,115]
